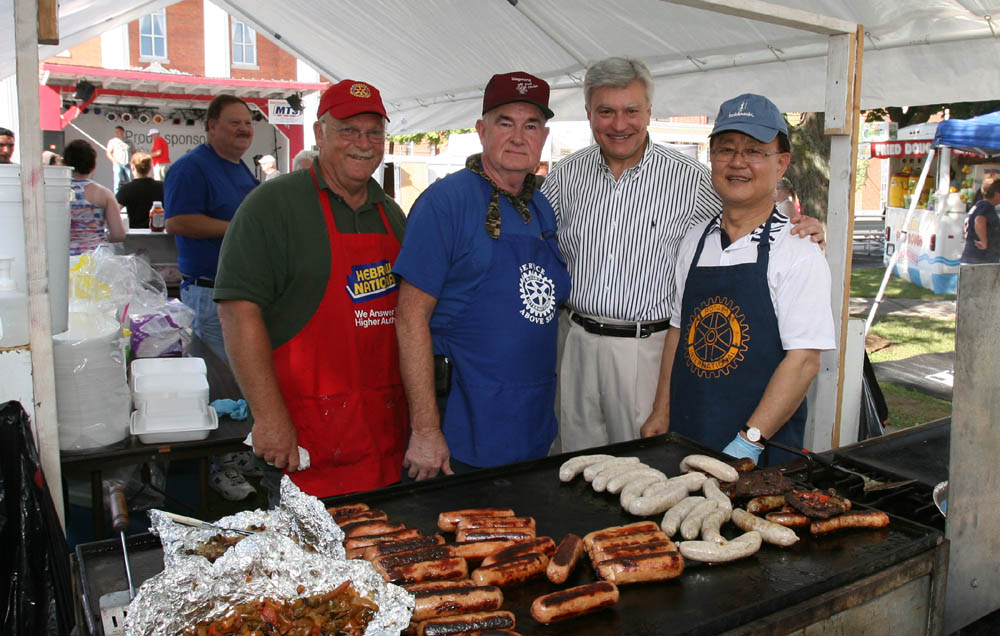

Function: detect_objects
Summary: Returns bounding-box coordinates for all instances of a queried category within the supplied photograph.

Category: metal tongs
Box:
[765,439,917,492]
[161,511,259,536]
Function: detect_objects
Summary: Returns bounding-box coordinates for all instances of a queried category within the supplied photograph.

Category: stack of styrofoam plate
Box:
[130,357,217,444]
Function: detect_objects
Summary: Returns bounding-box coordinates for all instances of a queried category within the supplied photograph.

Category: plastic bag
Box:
[858,352,887,441]
[129,297,194,358]
[0,401,74,636]
[70,244,168,324]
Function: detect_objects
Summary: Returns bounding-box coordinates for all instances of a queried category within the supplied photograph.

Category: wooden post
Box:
[36,0,58,44]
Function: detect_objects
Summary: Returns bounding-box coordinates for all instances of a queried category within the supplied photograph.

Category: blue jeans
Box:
[113,164,131,193]
[180,284,227,364]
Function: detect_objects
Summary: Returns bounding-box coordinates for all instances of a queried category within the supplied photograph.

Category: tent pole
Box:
[13,0,64,527]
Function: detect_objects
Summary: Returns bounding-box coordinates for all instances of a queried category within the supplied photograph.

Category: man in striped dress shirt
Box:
[542,57,822,453]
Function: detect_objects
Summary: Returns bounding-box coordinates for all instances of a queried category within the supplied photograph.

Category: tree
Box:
[865,101,1000,126]
[785,112,830,222]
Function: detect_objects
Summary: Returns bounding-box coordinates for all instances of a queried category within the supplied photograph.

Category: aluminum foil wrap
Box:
[150,476,346,567]
[123,532,414,636]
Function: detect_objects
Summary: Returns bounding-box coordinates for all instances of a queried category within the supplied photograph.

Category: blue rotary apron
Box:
[434,194,570,468]
[670,213,805,467]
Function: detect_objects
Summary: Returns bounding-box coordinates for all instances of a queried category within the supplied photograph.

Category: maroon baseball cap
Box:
[482,72,554,120]
[317,79,389,121]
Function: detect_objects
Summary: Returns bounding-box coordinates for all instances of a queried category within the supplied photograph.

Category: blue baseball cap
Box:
[710,93,788,143]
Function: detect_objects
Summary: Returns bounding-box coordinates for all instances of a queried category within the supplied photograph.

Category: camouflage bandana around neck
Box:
[466,153,536,240]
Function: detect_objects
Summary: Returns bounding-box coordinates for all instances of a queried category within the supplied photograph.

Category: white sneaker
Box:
[209,468,256,501]
[219,451,264,478]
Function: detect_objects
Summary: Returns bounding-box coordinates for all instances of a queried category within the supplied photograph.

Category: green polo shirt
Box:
[214,160,406,348]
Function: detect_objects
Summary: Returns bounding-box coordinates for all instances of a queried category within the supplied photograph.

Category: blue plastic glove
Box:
[210,398,249,420]
[722,433,763,465]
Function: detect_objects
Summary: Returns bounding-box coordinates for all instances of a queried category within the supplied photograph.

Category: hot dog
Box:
[451,539,517,561]
[404,579,477,593]
[471,552,547,587]
[341,519,407,538]
[332,508,388,525]
[411,584,504,622]
[530,581,619,623]
[480,537,556,567]
[809,511,890,535]
[583,521,659,550]
[747,495,788,514]
[344,528,423,550]
[373,546,455,578]
[382,556,468,585]
[416,610,515,636]
[361,535,447,561]
[326,502,369,517]
[546,534,583,584]
[455,516,536,531]
[765,508,810,528]
[660,496,705,537]
[454,528,535,543]
[589,539,676,564]
[438,509,515,532]
[731,508,800,546]
[588,531,671,555]
[594,551,684,584]
[559,454,615,482]
[679,454,739,483]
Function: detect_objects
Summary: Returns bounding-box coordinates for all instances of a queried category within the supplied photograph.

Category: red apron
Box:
[271,166,408,498]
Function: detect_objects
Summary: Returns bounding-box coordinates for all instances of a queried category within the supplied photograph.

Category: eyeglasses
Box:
[711,146,784,164]
[330,126,386,144]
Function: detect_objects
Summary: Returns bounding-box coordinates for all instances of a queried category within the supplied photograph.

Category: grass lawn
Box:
[881,382,952,430]
[850,267,956,301]
[864,313,956,364]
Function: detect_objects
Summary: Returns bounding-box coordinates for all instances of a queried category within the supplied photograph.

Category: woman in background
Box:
[63,139,126,255]
[116,152,165,229]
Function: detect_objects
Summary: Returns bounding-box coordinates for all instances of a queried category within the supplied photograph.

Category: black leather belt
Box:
[183,277,215,288]
[570,312,670,339]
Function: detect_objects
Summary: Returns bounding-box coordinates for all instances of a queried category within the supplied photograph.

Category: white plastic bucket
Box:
[0,164,72,334]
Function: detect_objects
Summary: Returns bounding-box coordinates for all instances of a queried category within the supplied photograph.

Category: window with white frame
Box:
[232,20,257,66]
[139,9,168,60]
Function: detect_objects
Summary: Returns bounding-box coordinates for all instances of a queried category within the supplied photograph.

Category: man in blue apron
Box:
[640,93,835,466]
[395,72,570,479]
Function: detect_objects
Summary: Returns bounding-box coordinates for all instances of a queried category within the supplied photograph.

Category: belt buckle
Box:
[637,323,648,338]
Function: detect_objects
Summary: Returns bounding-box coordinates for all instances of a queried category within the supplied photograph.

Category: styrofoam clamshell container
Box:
[132,373,209,414]
[131,403,218,444]
[130,357,207,390]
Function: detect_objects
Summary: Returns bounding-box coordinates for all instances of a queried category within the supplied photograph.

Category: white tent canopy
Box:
[3,0,1000,133]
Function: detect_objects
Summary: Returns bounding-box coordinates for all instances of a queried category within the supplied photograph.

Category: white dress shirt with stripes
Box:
[542,139,721,322]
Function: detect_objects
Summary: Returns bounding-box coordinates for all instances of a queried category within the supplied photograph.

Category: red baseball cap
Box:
[482,72,554,120]
[317,79,389,121]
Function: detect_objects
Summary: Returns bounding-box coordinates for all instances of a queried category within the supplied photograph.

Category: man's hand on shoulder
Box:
[789,214,825,249]
[252,415,300,472]
[403,426,453,481]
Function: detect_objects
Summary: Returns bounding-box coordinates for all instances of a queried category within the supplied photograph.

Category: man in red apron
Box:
[395,72,570,479]
[214,80,408,499]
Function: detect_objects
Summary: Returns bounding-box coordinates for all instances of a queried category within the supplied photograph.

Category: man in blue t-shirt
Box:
[961,180,1000,264]
[164,95,259,363]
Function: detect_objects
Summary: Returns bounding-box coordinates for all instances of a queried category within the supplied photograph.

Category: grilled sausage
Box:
[588,531,670,556]
[456,516,536,531]
[660,496,705,537]
[438,509,515,532]
[678,531,762,563]
[362,535,447,561]
[411,584,504,622]
[451,539,517,561]
[326,502,369,517]
[404,579,477,593]
[559,454,615,482]
[731,509,800,546]
[455,528,535,543]
[332,508,388,525]
[606,467,667,494]
[344,528,422,550]
[341,519,406,538]
[583,457,641,482]
[728,457,757,473]
[627,484,688,516]
[680,454,739,483]
[810,511,890,535]
[373,546,455,578]
[531,581,619,623]
[679,500,718,540]
[480,537,556,567]
[546,534,583,584]
[590,539,676,564]
[583,521,659,550]
[471,552,547,587]
[594,551,684,584]
[765,508,810,528]
[383,556,468,585]
[747,495,788,514]
[416,610,515,636]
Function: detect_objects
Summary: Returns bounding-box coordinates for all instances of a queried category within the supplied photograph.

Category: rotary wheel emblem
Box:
[683,296,749,378]
[350,83,372,98]
[519,266,555,323]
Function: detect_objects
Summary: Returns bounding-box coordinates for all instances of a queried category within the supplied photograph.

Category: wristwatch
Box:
[742,425,765,444]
